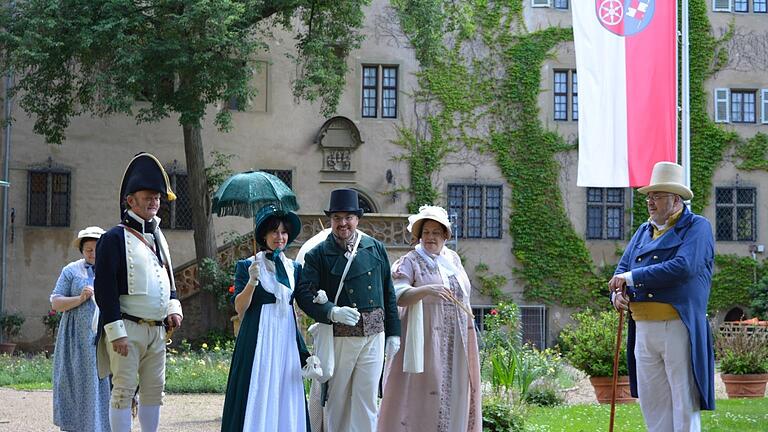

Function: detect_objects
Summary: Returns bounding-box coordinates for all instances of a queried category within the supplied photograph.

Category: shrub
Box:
[198,258,236,312]
[715,323,768,375]
[0,312,25,340]
[41,310,62,337]
[557,309,628,377]
[524,380,564,407]
[482,396,526,432]
[749,274,768,320]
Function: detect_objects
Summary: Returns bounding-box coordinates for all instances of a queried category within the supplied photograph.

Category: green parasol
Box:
[211,171,299,218]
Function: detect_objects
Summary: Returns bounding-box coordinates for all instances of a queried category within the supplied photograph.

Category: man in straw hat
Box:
[610,161,715,432]
[95,152,183,432]
[295,188,401,432]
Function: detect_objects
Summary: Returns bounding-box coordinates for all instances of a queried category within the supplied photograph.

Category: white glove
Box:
[301,355,324,380]
[247,259,260,284]
[329,306,360,326]
[385,336,401,359]
[313,290,329,304]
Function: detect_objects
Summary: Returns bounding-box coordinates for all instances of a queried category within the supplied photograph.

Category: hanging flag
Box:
[574,0,677,187]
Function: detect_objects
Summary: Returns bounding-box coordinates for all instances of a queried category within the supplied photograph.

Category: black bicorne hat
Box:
[324,188,364,217]
[119,152,176,214]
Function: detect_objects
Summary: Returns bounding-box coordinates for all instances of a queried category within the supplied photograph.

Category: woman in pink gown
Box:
[377,205,482,432]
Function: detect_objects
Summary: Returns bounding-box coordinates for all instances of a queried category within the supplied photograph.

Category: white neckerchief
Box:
[256,251,295,317]
[414,244,470,299]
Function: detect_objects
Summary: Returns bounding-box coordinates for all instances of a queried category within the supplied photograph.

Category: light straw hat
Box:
[637,161,693,200]
[407,205,452,243]
[71,226,106,250]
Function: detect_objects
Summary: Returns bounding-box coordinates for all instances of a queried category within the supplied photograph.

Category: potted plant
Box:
[716,322,768,398]
[558,309,635,404]
[0,311,25,355]
[42,309,62,356]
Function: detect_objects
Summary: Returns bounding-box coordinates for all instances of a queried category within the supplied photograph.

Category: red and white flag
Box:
[573,0,677,187]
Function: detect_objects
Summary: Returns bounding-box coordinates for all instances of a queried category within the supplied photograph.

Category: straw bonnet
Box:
[637,161,693,201]
[407,205,452,243]
[71,226,106,250]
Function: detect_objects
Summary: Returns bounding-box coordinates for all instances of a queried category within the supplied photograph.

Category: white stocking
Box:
[109,407,132,432]
[138,404,161,432]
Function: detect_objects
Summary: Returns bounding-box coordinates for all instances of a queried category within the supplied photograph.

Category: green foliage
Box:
[0,312,25,340]
[0,354,53,390]
[558,309,628,377]
[734,133,768,171]
[710,255,762,314]
[164,339,235,393]
[205,151,235,196]
[475,262,509,302]
[393,0,602,307]
[482,395,527,432]
[198,258,236,312]
[41,310,62,336]
[524,381,564,407]
[749,274,768,320]
[0,0,369,142]
[715,325,768,375]
[686,0,739,214]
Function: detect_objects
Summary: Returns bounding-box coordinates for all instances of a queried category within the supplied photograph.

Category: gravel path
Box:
[0,372,749,431]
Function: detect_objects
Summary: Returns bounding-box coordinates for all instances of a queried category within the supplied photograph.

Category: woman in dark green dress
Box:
[221,205,312,432]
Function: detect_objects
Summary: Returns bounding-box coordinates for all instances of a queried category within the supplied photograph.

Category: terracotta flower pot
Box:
[721,373,768,398]
[589,376,636,404]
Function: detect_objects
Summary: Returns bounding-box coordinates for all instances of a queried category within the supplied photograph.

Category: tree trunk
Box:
[182,122,218,263]
[182,122,218,332]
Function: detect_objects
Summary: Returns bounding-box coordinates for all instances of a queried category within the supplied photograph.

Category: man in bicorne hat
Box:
[295,188,401,432]
[95,152,183,432]
[610,161,715,432]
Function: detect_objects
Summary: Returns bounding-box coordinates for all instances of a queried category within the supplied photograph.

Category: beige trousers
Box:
[106,320,166,409]
[635,320,701,432]
[323,332,384,432]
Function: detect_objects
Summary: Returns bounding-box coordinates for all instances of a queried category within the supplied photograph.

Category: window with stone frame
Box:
[158,172,193,230]
[734,0,749,11]
[361,64,398,119]
[261,169,293,189]
[447,184,503,239]
[554,69,577,121]
[730,90,756,123]
[586,187,625,240]
[715,187,756,241]
[553,0,568,9]
[755,0,767,12]
[27,170,71,227]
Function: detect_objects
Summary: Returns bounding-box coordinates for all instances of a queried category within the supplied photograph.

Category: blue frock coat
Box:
[615,206,716,410]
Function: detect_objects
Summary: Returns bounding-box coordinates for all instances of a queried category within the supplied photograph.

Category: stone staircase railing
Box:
[173,213,412,300]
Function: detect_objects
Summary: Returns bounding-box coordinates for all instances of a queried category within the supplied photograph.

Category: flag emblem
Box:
[596,0,655,37]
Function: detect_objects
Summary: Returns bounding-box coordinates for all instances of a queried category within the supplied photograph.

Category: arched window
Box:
[724,307,745,322]
[356,190,377,214]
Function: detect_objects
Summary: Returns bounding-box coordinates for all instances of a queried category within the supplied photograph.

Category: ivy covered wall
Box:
[391,0,759,311]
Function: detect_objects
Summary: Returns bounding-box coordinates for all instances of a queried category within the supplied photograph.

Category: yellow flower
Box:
[201,343,208,349]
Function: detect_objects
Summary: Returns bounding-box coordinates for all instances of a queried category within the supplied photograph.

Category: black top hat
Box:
[325,188,364,217]
[119,152,176,214]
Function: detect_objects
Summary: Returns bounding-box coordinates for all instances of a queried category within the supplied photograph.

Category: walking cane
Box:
[609,293,625,432]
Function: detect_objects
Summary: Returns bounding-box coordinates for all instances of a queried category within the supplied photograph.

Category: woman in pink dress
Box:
[377,205,482,432]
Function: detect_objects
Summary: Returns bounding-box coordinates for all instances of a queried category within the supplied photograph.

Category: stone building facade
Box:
[1,0,766,348]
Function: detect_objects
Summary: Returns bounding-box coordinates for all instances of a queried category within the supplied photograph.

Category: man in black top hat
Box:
[295,188,401,432]
[95,152,183,432]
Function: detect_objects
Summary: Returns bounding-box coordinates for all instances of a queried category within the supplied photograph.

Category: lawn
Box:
[525,398,768,432]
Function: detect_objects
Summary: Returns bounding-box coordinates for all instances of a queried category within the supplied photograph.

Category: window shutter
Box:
[532,0,551,7]
[713,0,732,11]
[762,89,768,124]
[714,88,729,123]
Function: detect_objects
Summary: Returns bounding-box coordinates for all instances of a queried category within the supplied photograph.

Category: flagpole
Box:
[681,0,691,192]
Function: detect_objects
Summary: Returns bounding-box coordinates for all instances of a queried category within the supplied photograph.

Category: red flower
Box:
[48,310,57,316]
[489,309,498,316]
[228,285,235,294]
